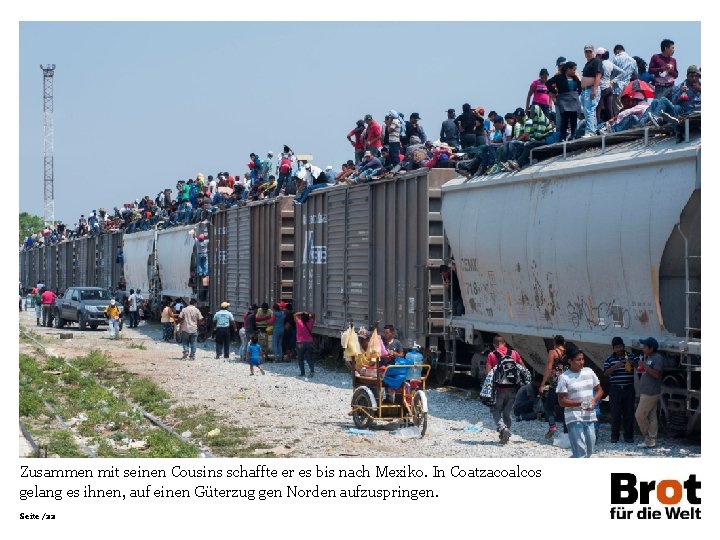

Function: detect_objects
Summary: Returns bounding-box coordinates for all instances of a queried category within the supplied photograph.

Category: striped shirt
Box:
[524,106,554,141]
[612,52,638,94]
[557,368,599,423]
[603,352,637,386]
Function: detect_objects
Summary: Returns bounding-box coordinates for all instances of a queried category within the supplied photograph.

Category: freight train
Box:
[20,123,700,436]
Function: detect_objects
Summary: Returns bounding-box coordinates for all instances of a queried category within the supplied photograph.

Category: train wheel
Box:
[351,387,375,429]
[412,390,428,437]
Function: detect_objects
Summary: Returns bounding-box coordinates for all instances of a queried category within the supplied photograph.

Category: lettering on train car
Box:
[302,232,327,265]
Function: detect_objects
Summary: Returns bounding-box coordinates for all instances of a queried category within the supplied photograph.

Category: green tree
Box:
[19,212,44,246]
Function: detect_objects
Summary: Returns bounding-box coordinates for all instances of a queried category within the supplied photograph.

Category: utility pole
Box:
[41,64,56,227]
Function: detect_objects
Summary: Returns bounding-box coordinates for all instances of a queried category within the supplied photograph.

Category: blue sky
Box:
[18,21,700,224]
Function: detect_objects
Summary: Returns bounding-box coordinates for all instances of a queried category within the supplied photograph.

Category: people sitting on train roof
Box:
[598,92,650,133]
[21,44,703,247]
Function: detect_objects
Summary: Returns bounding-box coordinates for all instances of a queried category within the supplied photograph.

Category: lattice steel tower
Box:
[41,64,56,226]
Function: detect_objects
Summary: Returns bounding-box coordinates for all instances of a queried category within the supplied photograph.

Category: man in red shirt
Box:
[363,114,383,157]
[40,288,57,327]
[486,335,526,444]
[347,120,366,164]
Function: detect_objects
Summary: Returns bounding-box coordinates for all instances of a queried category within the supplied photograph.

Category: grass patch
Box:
[141,430,198,458]
[19,347,256,458]
[127,342,147,350]
[170,406,254,457]
[128,379,170,415]
[48,429,86,458]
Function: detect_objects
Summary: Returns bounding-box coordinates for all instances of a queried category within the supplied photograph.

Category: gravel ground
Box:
[20,310,700,459]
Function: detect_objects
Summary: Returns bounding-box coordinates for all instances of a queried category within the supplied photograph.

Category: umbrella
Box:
[622,79,654,99]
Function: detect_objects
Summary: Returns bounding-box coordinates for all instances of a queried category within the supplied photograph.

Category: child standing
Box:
[247,335,266,375]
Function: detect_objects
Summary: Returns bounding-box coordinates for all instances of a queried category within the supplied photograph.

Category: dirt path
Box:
[19,310,700,459]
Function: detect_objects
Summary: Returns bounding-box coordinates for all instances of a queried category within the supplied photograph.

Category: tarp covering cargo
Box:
[122,230,155,294]
[156,226,195,299]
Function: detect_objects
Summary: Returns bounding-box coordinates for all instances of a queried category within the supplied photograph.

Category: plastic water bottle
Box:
[405,346,423,380]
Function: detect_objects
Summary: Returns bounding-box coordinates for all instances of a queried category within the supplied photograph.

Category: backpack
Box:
[492,349,521,387]
[279,155,292,175]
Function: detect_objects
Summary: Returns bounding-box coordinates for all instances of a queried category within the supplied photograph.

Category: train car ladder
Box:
[676,224,700,415]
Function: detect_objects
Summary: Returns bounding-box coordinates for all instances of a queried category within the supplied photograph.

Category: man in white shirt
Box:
[557,348,604,458]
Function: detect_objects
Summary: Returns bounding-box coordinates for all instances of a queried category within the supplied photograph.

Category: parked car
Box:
[54,287,113,330]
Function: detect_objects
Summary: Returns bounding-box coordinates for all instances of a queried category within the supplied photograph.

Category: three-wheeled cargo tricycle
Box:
[349,361,431,437]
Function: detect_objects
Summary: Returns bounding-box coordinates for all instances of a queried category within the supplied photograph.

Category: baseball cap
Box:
[584,43,594,51]
[325,165,333,171]
[513,107,526,117]
[639,337,659,350]
[363,114,372,122]
[596,47,607,55]
[686,65,701,75]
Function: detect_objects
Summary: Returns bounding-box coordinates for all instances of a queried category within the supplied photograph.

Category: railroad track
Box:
[19,327,214,458]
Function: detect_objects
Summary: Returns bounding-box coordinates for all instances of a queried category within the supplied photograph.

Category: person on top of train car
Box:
[295,164,330,204]
[352,151,383,182]
[455,103,482,150]
[504,104,555,171]
[603,337,638,444]
[404,112,427,146]
[363,114,383,157]
[634,337,669,449]
[648,38,678,101]
[347,119,366,165]
[383,112,402,166]
[440,108,459,149]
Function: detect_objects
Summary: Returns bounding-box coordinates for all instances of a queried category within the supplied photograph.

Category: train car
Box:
[294,168,455,353]
[209,197,295,320]
[441,127,701,435]
[122,229,156,296]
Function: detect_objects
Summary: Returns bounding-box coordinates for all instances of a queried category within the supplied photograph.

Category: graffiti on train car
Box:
[567,296,631,331]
